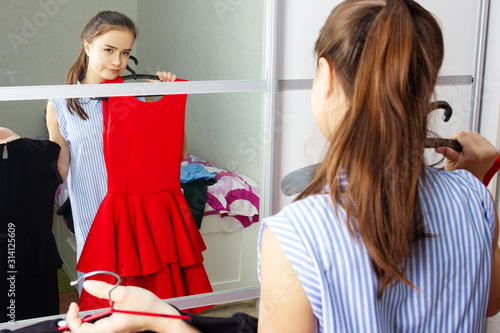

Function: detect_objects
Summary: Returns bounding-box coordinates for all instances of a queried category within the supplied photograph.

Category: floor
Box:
[59,290,79,314]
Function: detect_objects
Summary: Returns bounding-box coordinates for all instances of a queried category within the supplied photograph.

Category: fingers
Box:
[439,131,499,179]
[66,302,83,332]
[435,146,460,165]
[83,280,125,303]
[155,71,177,82]
[451,130,498,162]
[65,301,115,333]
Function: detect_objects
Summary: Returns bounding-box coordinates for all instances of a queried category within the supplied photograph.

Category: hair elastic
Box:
[387,0,412,10]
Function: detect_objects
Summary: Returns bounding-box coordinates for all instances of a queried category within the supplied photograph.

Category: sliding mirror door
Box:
[0,0,274,324]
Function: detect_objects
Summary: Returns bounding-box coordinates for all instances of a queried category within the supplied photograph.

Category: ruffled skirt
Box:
[76,190,212,312]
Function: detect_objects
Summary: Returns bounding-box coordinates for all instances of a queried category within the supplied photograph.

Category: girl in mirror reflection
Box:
[55,0,500,332]
[45,11,186,295]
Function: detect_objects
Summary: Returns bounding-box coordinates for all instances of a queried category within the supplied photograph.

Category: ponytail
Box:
[65,45,90,120]
[298,0,444,297]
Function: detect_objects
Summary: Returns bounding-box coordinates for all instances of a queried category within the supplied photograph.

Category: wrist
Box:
[149,304,200,333]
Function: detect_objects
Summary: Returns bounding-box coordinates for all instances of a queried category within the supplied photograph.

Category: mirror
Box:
[0,0,266,323]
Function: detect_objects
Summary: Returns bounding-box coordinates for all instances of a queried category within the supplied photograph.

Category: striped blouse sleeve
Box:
[49,98,69,145]
[454,169,496,239]
[257,209,324,323]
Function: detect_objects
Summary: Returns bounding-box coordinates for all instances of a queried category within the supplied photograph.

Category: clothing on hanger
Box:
[0,138,63,322]
[76,77,213,312]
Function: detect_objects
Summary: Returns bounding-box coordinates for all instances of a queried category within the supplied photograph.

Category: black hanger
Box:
[280,100,462,196]
[91,56,162,101]
[430,100,452,122]
[121,55,161,81]
[426,100,461,151]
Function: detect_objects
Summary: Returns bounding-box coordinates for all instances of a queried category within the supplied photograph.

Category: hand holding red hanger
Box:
[64,280,196,333]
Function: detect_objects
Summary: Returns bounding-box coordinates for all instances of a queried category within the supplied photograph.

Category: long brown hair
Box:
[297,0,444,297]
[66,11,138,120]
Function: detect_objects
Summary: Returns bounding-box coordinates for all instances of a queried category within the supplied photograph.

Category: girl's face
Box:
[83,29,135,84]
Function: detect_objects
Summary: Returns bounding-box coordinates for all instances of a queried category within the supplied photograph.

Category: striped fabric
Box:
[50,96,108,262]
[258,166,495,332]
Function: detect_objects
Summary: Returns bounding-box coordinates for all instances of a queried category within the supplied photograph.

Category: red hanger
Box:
[57,271,189,331]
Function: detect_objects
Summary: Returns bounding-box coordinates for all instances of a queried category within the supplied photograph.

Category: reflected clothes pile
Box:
[77,77,212,312]
[0,138,62,322]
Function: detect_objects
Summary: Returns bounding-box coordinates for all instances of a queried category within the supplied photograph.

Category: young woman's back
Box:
[260,166,495,332]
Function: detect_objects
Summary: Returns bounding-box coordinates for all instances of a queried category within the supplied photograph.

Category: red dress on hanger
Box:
[77,77,212,312]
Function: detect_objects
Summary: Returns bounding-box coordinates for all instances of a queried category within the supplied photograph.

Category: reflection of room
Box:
[0,0,265,323]
[1,2,265,178]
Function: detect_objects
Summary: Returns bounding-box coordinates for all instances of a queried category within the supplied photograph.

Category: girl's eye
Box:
[104,49,113,53]
[123,52,130,56]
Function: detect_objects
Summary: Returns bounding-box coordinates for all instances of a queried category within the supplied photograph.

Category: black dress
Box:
[0,138,63,323]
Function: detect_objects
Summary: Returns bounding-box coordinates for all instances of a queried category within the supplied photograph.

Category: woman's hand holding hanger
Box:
[143,71,177,82]
[435,131,499,182]
[64,280,199,333]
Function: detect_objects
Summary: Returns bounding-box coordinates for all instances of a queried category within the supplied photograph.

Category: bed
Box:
[51,154,261,292]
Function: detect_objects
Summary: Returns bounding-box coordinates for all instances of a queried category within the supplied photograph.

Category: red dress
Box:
[76,77,212,311]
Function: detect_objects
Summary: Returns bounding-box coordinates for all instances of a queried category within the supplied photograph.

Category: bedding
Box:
[182,154,260,233]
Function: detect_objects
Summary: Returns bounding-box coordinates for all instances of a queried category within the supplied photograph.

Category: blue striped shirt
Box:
[51,97,108,262]
[258,166,495,332]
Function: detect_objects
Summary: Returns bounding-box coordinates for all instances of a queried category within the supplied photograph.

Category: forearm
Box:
[487,197,500,317]
[487,245,500,316]
[57,146,70,182]
[182,132,188,160]
[46,102,70,182]
[149,304,201,333]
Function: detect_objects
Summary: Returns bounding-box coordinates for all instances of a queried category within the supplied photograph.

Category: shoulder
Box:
[259,194,338,267]
[48,98,68,117]
[422,166,496,236]
[49,98,64,108]
[268,194,334,232]
[276,194,332,220]
[259,194,332,244]
[423,166,490,203]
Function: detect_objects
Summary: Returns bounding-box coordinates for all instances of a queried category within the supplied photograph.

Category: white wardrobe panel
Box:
[276,1,481,211]
[279,0,481,80]
[418,0,480,75]
[480,0,500,146]
[275,90,326,211]
[482,1,500,331]
[425,85,473,166]
[279,0,343,79]
[431,85,472,139]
